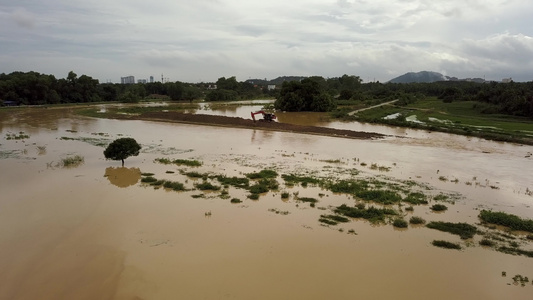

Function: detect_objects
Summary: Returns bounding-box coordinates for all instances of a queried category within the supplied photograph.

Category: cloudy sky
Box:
[1,0,532,83]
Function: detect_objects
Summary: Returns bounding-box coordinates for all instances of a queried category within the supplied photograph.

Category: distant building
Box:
[502,78,512,83]
[137,79,147,84]
[150,76,154,83]
[267,85,276,90]
[207,84,217,90]
[121,76,135,84]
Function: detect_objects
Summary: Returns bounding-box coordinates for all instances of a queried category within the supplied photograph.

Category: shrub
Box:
[281,192,290,199]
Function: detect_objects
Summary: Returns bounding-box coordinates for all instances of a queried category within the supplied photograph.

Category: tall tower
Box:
[161,74,164,83]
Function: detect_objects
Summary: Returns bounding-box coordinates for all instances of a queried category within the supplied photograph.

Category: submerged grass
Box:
[426,221,477,239]
[215,175,250,188]
[403,192,429,205]
[155,158,202,167]
[246,169,278,179]
[334,204,397,224]
[409,216,426,225]
[60,155,84,167]
[195,181,220,191]
[431,204,448,212]
[281,174,322,186]
[432,240,462,250]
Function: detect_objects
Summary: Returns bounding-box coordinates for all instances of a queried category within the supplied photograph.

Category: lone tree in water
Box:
[104,138,141,166]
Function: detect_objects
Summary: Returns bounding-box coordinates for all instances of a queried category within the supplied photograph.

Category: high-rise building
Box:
[120,76,135,84]
[150,76,154,83]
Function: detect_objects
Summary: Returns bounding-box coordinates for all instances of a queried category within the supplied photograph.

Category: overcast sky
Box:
[1,0,532,83]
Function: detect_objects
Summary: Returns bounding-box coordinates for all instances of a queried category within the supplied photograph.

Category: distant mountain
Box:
[388,71,446,83]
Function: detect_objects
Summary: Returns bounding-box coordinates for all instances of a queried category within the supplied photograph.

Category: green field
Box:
[343,97,533,144]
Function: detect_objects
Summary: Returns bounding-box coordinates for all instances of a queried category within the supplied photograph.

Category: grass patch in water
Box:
[321,214,350,223]
[334,204,397,224]
[426,221,477,239]
[60,155,84,167]
[163,180,186,191]
[356,189,402,205]
[281,174,321,186]
[195,181,220,191]
[409,216,426,225]
[393,218,408,228]
[479,239,496,247]
[328,179,369,194]
[141,176,158,183]
[5,132,30,140]
[319,218,339,225]
[215,175,249,188]
[479,210,533,233]
[230,198,242,203]
[403,192,428,205]
[432,240,462,250]
[269,208,290,215]
[297,197,318,203]
[497,246,533,258]
[430,204,448,211]
[281,192,290,199]
[183,171,208,179]
[246,169,278,179]
[247,193,260,200]
[433,194,449,201]
[141,172,155,176]
[155,158,202,167]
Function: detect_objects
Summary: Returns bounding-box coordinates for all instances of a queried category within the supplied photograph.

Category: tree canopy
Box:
[274,78,336,112]
[104,138,142,166]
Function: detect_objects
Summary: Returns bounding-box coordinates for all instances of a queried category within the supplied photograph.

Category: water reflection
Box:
[104,167,141,188]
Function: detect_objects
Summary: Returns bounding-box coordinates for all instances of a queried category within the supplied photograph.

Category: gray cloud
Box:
[0,0,531,82]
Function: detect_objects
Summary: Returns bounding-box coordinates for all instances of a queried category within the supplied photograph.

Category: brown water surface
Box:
[1,105,532,299]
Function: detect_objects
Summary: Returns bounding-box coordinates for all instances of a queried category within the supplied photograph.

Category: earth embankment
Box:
[137,111,386,140]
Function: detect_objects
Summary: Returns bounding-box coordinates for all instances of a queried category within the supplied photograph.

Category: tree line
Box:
[2,70,532,118]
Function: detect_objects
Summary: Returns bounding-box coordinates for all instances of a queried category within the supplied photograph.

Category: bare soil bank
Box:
[135,111,387,140]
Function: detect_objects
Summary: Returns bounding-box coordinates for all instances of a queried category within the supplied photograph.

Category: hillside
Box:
[388,71,446,83]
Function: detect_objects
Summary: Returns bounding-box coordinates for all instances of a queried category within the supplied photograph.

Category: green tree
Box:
[104,138,142,166]
[275,77,335,112]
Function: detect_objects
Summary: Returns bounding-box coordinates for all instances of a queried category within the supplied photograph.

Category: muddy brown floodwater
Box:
[1,104,533,300]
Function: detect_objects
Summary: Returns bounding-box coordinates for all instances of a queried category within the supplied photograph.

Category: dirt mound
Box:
[137,112,386,140]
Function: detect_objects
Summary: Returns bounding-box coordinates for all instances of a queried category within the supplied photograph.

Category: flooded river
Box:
[0,104,532,299]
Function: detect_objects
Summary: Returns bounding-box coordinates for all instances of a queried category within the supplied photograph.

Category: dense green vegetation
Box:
[479,210,533,233]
